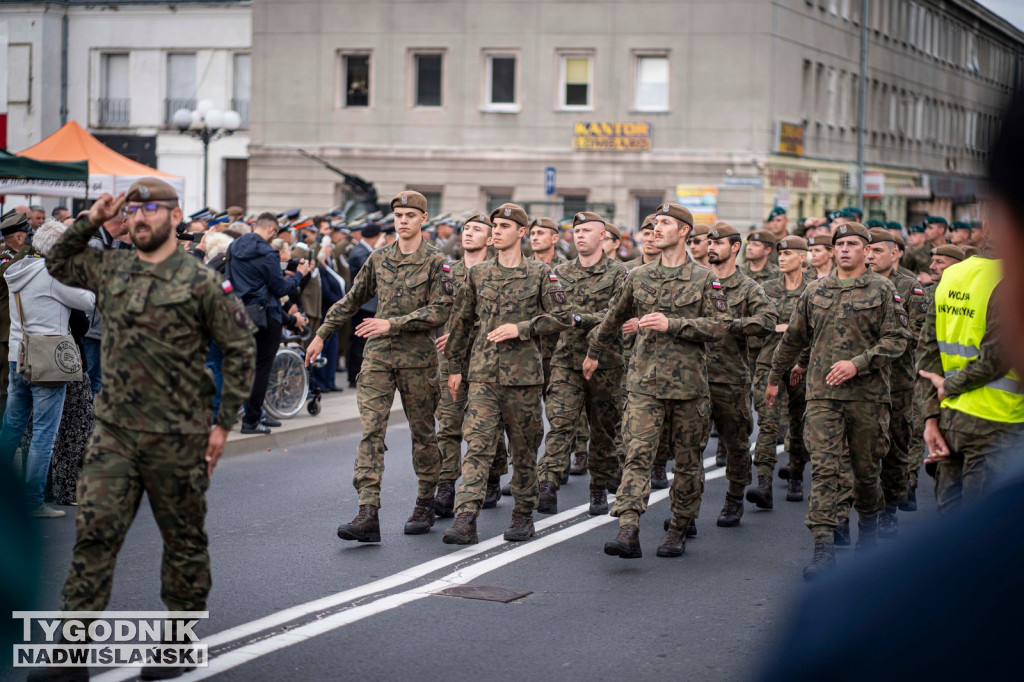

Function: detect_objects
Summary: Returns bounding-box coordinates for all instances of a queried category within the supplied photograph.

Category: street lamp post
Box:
[172,99,241,208]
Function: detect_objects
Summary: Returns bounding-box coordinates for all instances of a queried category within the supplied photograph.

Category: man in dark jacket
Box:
[345,223,381,387]
[229,212,311,434]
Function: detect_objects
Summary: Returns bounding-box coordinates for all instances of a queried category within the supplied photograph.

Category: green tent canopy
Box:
[0,149,89,197]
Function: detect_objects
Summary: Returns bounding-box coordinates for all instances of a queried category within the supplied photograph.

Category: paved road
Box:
[13,415,938,682]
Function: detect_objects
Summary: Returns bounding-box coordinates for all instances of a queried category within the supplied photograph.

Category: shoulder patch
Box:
[711,280,722,289]
[221,280,234,294]
[442,263,451,272]
[549,273,559,281]
[913,287,924,295]
[893,294,902,303]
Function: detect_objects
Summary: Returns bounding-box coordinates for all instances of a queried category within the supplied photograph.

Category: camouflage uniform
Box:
[446,257,571,514]
[706,270,777,496]
[47,216,255,613]
[753,275,809,477]
[588,257,729,529]
[536,254,627,487]
[769,271,910,542]
[317,239,454,507]
[436,258,508,483]
[742,261,781,366]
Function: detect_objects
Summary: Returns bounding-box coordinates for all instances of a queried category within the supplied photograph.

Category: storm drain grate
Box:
[435,585,532,603]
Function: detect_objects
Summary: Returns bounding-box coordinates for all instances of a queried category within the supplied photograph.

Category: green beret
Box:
[865,219,886,228]
[489,203,529,227]
[950,221,971,231]
[126,177,178,203]
[886,221,903,232]
[832,222,871,244]
[655,202,694,228]
[767,206,786,220]
[842,206,864,220]
[830,209,856,221]
[571,211,606,228]
[777,236,809,251]
[908,224,926,234]
[391,191,428,213]
[924,215,948,226]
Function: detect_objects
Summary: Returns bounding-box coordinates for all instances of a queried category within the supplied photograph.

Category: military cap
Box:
[931,244,965,261]
[865,219,886,228]
[362,223,382,239]
[226,206,245,218]
[381,224,397,235]
[776,236,809,251]
[348,223,364,233]
[690,223,712,236]
[465,213,493,228]
[278,207,301,222]
[830,208,856,221]
[868,227,899,245]
[489,203,529,226]
[654,202,694,228]
[924,215,948,226]
[293,216,315,231]
[908,223,926,234]
[832,221,871,244]
[747,229,778,246]
[127,177,179,203]
[604,223,622,240]
[886,221,903,232]
[639,213,657,231]
[209,211,231,227]
[530,216,560,232]
[843,206,864,220]
[963,246,980,258]
[571,211,606,228]
[709,222,741,240]
[767,206,786,220]
[950,220,971,232]
[807,234,834,248]
[391,190,428,213]
[0,211,30,236]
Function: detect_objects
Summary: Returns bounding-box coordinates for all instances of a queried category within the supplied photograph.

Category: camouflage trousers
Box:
[709,382,754,496]
[880,389,912,506]
[935,426,1017,516]
[454,382,544,515]
[436,365,508,483]
[537,364,623,487]
[543,354,589,454]
[354,359,440,507]
[752,365,808,477]
[59,420,211,613]
[612,392,710,529]
[803,400,888,543]
[907,399,926,488]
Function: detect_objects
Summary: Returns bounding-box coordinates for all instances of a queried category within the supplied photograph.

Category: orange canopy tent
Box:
[10,120,184,199]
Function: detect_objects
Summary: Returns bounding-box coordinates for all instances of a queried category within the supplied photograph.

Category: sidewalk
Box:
[224,388,404,458]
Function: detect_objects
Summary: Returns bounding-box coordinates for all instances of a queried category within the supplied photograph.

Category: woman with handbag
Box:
[1,219,95,518]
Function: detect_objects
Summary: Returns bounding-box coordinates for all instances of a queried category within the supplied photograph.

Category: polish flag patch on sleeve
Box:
[442,264,450,272]
[712,281,722,289]
[549,273,559,281]
[913,287,924,295]
[221,280,234,294]
[893,294,902,303]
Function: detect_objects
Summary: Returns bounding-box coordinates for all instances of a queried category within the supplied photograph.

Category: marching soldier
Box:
[687,223,712,269]
[808,234,835,280]
[442,203,571,545]
[741,229,780,285]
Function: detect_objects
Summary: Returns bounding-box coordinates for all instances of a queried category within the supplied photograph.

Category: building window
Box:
[414,53,443,107]
[561,194,588,218]
[634,54,668,112]
[99,53,130,127]
[634,194,664,232]
[484,53,518,110]
[232,53,251,127]
[165,52,196,124]
[341,53,371,107]
[409,188,442,216]
[485,189,513,212]
[559,53,593,109]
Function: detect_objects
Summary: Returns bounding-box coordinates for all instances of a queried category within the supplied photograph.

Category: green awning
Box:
[0,149,89,197]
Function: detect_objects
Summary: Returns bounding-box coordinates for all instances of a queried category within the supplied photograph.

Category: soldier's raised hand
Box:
[88,192,126,227]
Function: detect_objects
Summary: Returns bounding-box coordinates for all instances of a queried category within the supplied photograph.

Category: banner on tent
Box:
[0,174,184,200]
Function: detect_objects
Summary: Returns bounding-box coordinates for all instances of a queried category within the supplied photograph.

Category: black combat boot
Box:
[569,452,588,475]
[745,474,774,510]
[716,493,744,527]
[856,516,879,552]
[337,505,381,542]
[27,636,92,681]
[605,468,622,493]
[537,480,558,514]
[434,480,456,518]
[899,483,918,512]
[650,463,669,489]
[661,517,697,538]
[483,478,502,509]
[778,465,791,480]
[834,516,851,546]
[786,471,804,502]
[604,524,642,559]
[500,482,512,497]
[442,511,478,544]
[404,497,436,535]
[803,542,836,580]
[656,524,687,557]
[878,505,899,538]
[588,482,609,515]
[504,510,535,542]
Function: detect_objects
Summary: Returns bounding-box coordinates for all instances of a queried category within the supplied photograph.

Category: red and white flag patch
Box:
[549,273,559,281]
[913,287,924,295]
[893,294,902,303]
[712,281,722,289]
[221,280,234,294]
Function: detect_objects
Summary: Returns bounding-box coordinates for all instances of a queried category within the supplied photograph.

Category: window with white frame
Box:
[633,53,669,112]
[559,53,593,109]
[484,52,518,110]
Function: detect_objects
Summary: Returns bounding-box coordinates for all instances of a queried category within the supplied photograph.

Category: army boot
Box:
[665,517,698,538]
[899,483,918,512]
[778,465,791,480]
[337,504,381,543]
[483,478,502,509]
[560,469,569,485]
[588,482,609,515]
[442,512,478,545]
[786,471,804,502]
[802,542,836,580]
[27,637,91,681]
[404,497,436,535]
[716,493,744,527]
[856,516,879,552]
[504,510,535,542]
[500,482,512,497]
[604,524,642,559]
[140,632,197,680]
[834,516,852,547]
[878,505,899,538]
[569,452,588,475]
[650,463,669,489]
[656,524,687,558]
[605,468,622,493]
[745,474,774,510]
[434,480,456,518]
[537,480,558,514]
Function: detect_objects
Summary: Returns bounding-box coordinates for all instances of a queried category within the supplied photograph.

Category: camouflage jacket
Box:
[706,269,777,385]
[888,269,929,392]
[769,271,911,402]
[621,256,654,354]
[317,239,454,368]
[742,261,780,286]
[445,256,572,385]
[46,217,255,433]
[550,254,627,369]
[532,253,567,361]
[904,246,932,276]
[438,258,475,375]
[588,256,729,401]
[755,275,808,369]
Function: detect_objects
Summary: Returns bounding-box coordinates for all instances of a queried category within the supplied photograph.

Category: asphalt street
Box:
[11,413,938,682]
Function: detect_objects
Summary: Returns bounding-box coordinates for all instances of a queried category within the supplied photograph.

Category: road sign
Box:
[544,167,556,196]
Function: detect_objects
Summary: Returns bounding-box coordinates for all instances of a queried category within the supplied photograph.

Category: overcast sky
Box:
[976,0,1024,31]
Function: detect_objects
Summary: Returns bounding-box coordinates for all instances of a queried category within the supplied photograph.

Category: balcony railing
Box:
[165,97,197,125]
[97,98,130,127]
[232,98,250,128]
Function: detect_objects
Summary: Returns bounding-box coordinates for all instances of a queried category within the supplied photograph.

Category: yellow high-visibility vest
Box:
[936,257,1024,423]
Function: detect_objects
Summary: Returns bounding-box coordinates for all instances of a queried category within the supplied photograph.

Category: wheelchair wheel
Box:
[264,347,309,419]
[307,394,321,416]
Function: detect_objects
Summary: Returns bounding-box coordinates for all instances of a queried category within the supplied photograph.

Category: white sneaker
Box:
[31,504,66,518]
